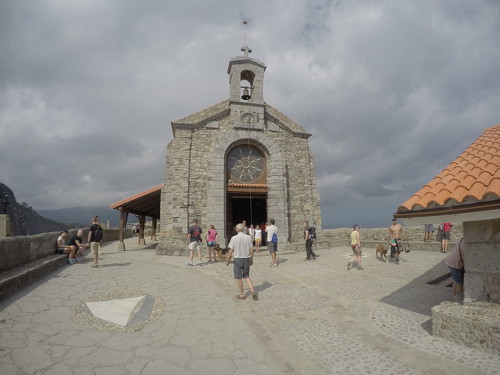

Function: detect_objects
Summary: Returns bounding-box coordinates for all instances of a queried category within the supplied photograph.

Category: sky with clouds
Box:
[1,0,499,228]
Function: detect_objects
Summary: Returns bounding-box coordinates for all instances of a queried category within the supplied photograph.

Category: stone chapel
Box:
[156,46,322,255]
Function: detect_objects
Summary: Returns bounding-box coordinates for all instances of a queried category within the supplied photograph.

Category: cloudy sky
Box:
[1,0,499,228]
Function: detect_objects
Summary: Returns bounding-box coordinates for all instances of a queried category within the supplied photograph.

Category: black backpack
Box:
[308,227,317,242]
[193,225,202,241]
[93,225,103,242]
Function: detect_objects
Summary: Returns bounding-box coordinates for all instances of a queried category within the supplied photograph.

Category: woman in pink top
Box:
[205,225,218,262]
[441,222,453,253]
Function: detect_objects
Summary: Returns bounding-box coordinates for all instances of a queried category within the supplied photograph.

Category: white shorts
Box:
[189,241,201,251]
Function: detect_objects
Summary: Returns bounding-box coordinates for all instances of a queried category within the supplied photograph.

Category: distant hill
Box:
[35,207,121,228]
[0,182,80,236]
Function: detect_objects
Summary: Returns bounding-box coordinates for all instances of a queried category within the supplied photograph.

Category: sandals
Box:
[235,293,258,301]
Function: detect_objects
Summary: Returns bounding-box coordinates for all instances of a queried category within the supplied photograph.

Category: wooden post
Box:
[151,218,157,241]
[118,209,128,251]
[139,215,146,245]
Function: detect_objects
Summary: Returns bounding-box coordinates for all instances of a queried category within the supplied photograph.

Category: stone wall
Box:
[0,228,132,272]
[463,219,500,303]
[432,301,500,355]
[285,224,464,251]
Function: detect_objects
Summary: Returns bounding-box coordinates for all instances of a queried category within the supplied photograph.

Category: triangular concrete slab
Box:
[86,296,144,326]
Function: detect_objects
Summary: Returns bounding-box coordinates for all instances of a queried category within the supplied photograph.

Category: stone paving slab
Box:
[0,238,499,375]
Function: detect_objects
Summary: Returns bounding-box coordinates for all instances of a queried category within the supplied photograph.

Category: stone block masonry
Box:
[432,301,500,355]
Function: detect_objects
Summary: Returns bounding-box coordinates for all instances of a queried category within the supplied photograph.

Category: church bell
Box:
[241,87,251,101]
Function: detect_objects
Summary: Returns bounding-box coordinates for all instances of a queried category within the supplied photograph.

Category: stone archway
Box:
[207,130,288,247]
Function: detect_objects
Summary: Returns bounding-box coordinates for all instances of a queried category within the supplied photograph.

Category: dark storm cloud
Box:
[0,0,499,228]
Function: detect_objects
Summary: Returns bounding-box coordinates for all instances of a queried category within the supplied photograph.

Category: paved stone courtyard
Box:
[1,238,499,374]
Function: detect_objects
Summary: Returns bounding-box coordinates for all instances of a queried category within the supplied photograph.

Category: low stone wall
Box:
[319,224,463,243]
[286,224,463,252]
[157,224,464,254]
[432,301,500,355]
[0,228,132,273]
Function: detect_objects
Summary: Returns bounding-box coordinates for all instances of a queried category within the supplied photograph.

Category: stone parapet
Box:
[305,224,463,250]
[432,301,500,355]
[0,228,131,273]
[156,224,463,255]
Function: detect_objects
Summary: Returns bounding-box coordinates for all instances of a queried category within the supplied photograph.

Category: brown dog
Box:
[376,244,388,262]
[214,244,230,261]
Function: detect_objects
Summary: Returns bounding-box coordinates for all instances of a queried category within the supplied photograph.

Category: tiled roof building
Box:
[396,124,500,223]
[394,124,500,353]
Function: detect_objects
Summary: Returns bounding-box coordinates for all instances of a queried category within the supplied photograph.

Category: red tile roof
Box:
[398,124,500,212]
[109,184,163,218]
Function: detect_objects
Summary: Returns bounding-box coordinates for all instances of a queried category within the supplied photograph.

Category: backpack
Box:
[193,225,202,241]
[271,232,278,244]
[93,225,103,242]
[308,227,317,242]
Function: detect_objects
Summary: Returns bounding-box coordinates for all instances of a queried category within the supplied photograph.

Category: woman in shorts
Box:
[205,225,218,262]
[254,225,262,252]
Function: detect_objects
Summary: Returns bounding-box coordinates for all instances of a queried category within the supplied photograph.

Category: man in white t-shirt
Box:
[265,218,278,267]
[226,223,257,300]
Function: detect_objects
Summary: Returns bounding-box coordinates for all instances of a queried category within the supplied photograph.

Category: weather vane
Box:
[241,20,252,58]
[243,19,248,46]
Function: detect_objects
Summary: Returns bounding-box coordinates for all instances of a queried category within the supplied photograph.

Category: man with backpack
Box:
[187,219,203,266]
[87,216,103,268]
[303,221,317,260]
[265,218,278,267]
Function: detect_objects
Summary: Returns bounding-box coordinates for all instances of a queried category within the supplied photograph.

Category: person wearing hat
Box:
[348,224,363,270]
[388,218,406,264]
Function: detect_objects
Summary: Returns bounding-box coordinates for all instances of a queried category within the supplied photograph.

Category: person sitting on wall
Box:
[56,230,77,265]
[68,229,88,259]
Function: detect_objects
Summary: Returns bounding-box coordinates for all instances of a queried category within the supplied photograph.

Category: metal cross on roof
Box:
[241,45,252,58]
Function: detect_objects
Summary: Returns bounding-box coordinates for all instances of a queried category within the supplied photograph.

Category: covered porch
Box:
[109,184,162,251]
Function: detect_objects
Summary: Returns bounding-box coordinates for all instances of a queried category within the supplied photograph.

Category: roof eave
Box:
[394,200,500,225]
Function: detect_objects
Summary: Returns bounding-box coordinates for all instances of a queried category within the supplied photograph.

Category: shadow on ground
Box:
[380,260,451,316]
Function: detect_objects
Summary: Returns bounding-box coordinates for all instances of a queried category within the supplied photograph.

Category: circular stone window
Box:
[71,289,166,332]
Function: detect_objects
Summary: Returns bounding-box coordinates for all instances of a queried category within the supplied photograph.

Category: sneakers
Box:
[67,259,75,265]
[312,254,316,260]
[187,262,193,267]
[347,262,351,270]
[198,262,203,266]
[357,266,364,270]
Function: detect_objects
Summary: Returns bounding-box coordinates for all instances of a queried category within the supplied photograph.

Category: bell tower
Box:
[227,46,266,130]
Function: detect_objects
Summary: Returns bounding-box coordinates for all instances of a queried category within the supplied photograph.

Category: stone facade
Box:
[157,48,321,254]
[463,219,500,304]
